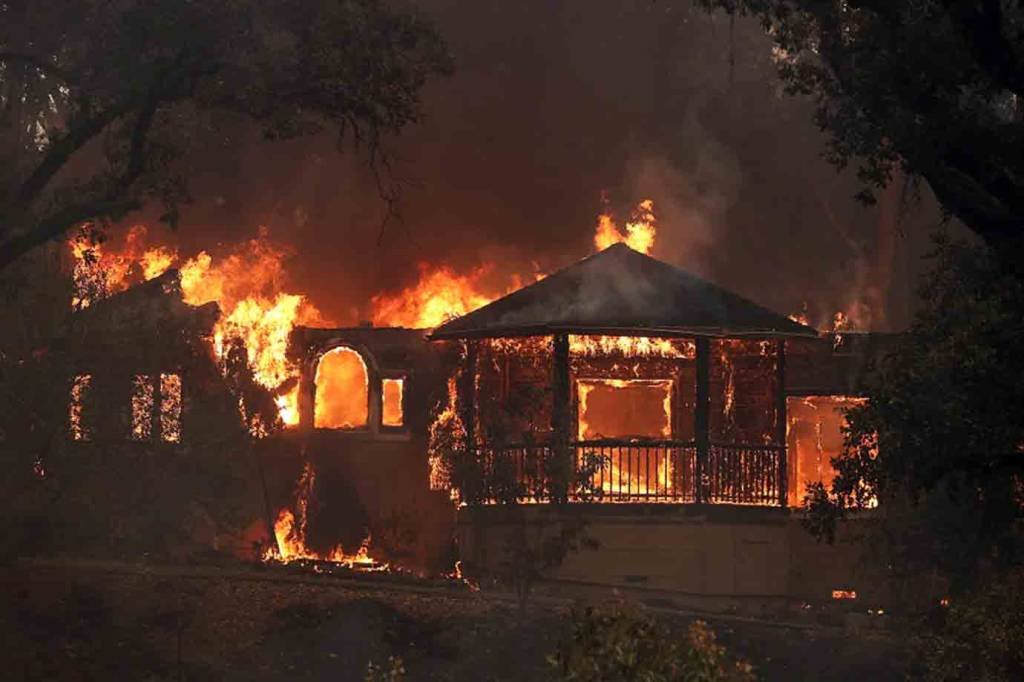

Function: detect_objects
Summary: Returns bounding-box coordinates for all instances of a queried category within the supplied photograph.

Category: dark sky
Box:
[138,0,955,330]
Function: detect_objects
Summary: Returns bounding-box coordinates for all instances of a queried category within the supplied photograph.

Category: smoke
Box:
[624,134,741,276]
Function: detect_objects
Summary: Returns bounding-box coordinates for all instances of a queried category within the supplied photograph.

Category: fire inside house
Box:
[64,202,892,604]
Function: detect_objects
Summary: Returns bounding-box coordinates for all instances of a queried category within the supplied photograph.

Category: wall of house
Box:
[457,505,878,612]
[285,326,458,573]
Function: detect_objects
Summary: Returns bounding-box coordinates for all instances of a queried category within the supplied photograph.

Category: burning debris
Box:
[264,462,387,571]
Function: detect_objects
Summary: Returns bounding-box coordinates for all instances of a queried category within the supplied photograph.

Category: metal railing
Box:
[474,439,783,506]
[575,439,696,502]
[706,442,783,506]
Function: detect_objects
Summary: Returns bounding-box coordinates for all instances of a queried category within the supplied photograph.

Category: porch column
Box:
[694,337,710,504]
[775,339,788,507]
[551,333,571,501]
[460,340,478,451]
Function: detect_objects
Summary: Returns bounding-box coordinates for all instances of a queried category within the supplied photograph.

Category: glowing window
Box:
[131,375,155,440]
[786,395,867,506]
[314,347,369,429]
[160,373,182,442]
[382,378,404,427]
[69,374,92,441]
[577,379,672,440]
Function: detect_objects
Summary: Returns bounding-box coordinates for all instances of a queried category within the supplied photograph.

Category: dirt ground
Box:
[1,560,905,681]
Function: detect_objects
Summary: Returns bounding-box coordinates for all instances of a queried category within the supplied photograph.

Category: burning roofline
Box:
[428,324,820,341]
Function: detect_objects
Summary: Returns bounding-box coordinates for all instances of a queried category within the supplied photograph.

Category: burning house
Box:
[421,243,894,607]
[61,211,893,603]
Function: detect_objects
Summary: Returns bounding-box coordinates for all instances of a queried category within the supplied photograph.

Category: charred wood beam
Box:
[460,340,478,452]
[775,339,788,508]
[550,333,571,502]
[694,337,710,504]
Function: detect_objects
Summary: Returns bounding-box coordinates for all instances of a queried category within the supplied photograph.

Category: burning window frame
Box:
[313,345,371,431]
[381,376,406,429]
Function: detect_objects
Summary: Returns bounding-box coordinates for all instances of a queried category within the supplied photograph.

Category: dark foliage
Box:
[805,237,1024,592]
[0,0,452,269]
[695,1,1024,256]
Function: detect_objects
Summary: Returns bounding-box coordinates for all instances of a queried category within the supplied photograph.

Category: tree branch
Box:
[0,196,141,270]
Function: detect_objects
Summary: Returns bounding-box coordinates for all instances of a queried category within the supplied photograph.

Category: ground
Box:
[1,559,904,681]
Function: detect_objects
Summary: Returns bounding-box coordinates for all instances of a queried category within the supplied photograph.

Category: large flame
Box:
[593,199,656,255]
[371,264,523,329]
[372,199,657,330]
[264,462,385,569]
[69,226,323,428]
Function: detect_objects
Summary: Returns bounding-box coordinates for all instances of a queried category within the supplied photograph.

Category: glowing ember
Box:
[69,374,92,441]
[130,375,155,440]
[569,335,694,358]
[160,373,182,443]
[314,347,369,429]
[593,199,656,255]
[428,376,463,491]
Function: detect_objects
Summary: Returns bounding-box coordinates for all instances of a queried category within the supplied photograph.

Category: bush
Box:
[915,572,1024,681]
[548,603,755,682]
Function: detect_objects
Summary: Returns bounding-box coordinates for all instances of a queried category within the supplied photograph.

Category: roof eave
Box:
[428,323,820,342]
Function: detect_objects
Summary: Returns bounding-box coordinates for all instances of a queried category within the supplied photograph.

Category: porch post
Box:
[461,340,478,451]
[694,337,710,504]
[775,339,788,508]
[551,333,571,502]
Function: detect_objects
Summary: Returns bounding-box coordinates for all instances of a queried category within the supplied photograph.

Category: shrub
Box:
[915,571,1024,681]
[548,603,755,682]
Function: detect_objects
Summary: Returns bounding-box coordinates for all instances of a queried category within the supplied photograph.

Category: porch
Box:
[428,244,820,509]
[462,333,789,507]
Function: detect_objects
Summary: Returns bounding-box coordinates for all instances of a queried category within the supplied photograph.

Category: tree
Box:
[0,0,451,270]
[694,1,1024,256]
[804,236,1024,591]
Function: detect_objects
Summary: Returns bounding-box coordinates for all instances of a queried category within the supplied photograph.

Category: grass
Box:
[0,560,904,681]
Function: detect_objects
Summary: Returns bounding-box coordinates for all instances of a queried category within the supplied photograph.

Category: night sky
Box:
[132,0,957,330]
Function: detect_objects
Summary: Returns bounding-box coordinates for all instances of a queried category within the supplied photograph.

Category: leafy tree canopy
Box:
[0,0,452,269]
[695,1,1024,255]
[805,237,1024,589]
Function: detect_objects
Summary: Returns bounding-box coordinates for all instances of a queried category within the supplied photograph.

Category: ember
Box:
[69,374,92,441]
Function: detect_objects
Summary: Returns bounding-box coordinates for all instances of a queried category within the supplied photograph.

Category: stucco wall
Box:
[457,505,874,610]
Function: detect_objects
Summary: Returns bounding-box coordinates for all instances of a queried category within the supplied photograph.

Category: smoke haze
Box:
[120,0,958,331]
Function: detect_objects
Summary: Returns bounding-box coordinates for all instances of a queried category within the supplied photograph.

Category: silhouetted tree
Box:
[0,0,452,269]
[696,1,1024,257]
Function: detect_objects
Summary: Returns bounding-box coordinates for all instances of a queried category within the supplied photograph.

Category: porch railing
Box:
[476,439,783,506]
[706,442,783,506]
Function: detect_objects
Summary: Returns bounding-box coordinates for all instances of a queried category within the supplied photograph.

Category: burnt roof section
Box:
[429,243,818,340]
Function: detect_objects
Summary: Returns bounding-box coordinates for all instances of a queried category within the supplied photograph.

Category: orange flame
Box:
[371,264,518,329]
[569,334,694,359]
[264,461,385,569]
[69,226,323,429]
[593,199,656,255]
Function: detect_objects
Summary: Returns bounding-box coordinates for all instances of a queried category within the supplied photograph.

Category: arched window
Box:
[314,347,369,429]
